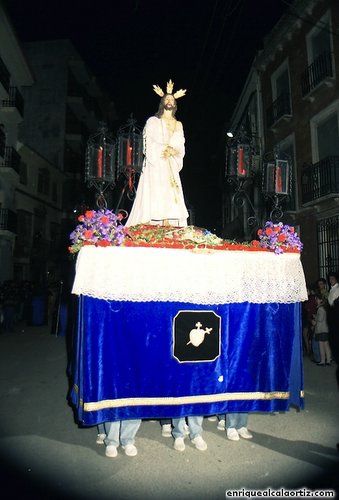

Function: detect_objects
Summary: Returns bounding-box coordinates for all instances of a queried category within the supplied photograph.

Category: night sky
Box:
[4,0,290,230]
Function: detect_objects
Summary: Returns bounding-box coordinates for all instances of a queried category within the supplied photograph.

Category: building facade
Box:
[18,39,117,285]
[223,0,339,284]
[0,2,117,286]
[0,2,34,284]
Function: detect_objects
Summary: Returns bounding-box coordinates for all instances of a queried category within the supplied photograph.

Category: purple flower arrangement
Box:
[257,221,303,255]
[69,209,126,254]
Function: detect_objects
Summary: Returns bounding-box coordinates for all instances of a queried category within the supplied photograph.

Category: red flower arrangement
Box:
[123,224,299,253]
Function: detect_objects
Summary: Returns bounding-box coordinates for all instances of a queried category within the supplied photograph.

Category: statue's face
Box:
[164,95,175,110]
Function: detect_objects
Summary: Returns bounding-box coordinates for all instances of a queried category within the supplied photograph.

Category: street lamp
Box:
[85,122,116,208]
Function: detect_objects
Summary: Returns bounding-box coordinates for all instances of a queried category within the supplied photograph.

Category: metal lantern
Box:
[263,158,290,195]
[117,115,143,176]
[113,116,144,214]
[225,129,259,228]
[85,122,116,208]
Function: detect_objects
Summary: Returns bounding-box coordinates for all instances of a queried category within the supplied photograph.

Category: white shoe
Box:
[226,427,240,441]
[96,433,106,445]
[207,415,217,421]
[191,435,207,451]
[105,444,118,458]
[174,437,185,452]
[161,424,172,437]
[122,444,138,456]
[237,427,253,439]
[217,419,225,431]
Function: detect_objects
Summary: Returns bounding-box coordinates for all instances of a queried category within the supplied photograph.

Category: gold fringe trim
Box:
[69,388,304,412]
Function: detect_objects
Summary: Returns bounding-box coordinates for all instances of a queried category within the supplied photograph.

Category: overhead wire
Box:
[197,0,244,98]
[187,0,219,88]
[204,0,246,99]
[184,0,244,122]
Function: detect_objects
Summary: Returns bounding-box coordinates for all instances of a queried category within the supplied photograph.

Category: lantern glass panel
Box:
[117,133,143,175]
[275,159,289,194]
[264,161,276,193]
[226,143,251,177]
[226,144,238,177]
[236,144,250,177]
[85,143,116,183]
[263,159,290,195]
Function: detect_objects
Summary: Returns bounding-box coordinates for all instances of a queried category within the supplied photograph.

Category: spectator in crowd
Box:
[327,272,339,366]
[302,285,318,360]
[312,294,332,366]
[316,277,329,303]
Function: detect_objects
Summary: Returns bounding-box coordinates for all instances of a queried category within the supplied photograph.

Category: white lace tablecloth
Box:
[71,246,307,304]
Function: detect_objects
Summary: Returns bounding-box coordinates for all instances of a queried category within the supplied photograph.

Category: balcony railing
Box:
[0,208,17,233]
[0,146,21,174]
[1,86,24,117]
[267,93,292,128]
[302,156,339,204]
[301,51,333,97]
[0,56,10,95]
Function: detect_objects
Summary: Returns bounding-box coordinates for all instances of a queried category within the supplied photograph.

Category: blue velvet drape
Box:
[69,297,303,425]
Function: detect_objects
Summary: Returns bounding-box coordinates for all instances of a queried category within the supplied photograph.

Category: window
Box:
[50,221,61,247]
[17,210,33,247]
[37,168,50,196]
[311,100,339,162]
[301,10,334,95]
[317,113,339,160]
[52,181,58,202]
[0,124,6,158]
[302,104,339,203]
[268,60,292,126]
[274,68,290,101]
[306,10,332,63]
[20,162,28,185]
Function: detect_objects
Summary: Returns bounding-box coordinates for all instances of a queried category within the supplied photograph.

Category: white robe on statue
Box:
[125,116,189,227]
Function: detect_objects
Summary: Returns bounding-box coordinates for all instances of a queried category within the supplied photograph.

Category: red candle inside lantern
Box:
[126,140,132,166]
[238,146,246,176]
[275,165,282,193]
[97,146,103,178]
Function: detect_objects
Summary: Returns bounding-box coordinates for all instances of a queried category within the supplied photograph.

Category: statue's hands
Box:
[162,146,177,158]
